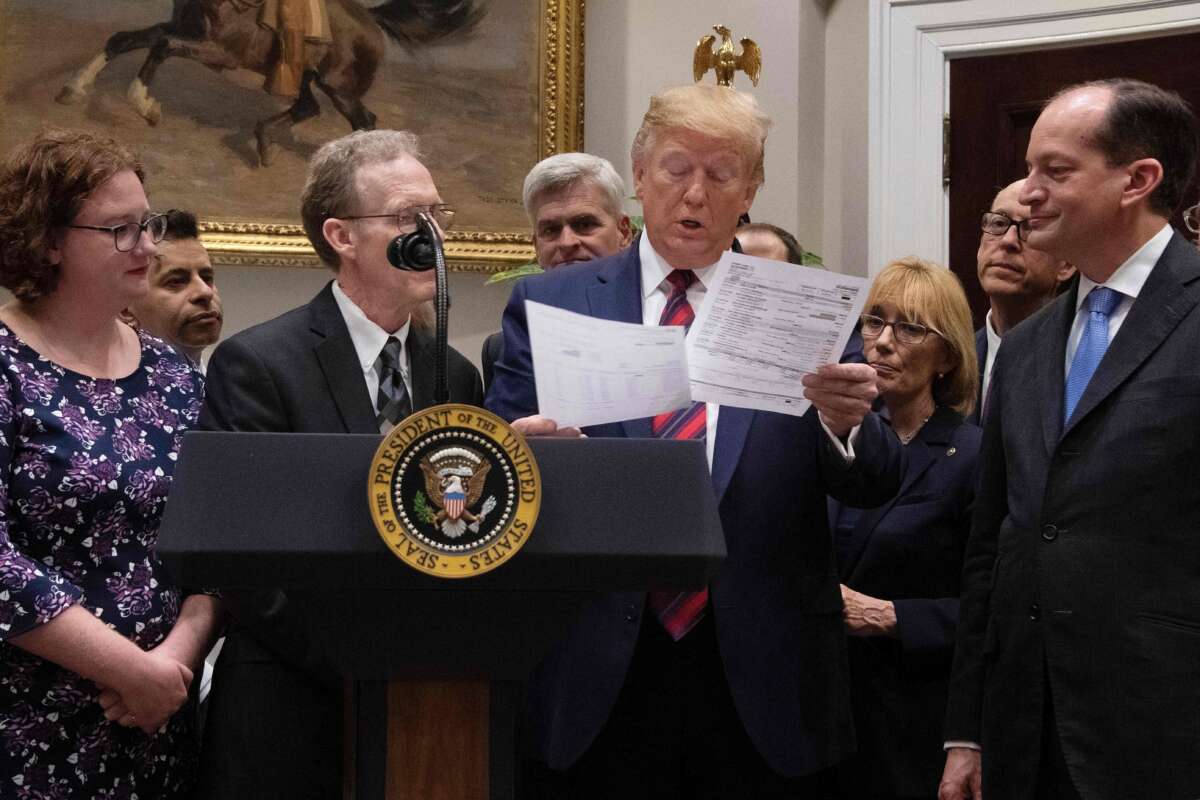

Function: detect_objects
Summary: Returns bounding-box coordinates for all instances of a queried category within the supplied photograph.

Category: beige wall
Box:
[204,1,844,368]
[820,0,869,277]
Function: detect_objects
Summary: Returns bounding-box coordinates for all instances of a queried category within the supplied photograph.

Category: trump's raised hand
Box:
[800,363,879,437]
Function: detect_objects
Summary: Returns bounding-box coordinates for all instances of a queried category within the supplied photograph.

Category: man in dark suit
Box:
[488,84,904,797]
[940,79,1200,800]
[481,152,632,388]
[196,129,483,799]
[970,179,1073,423]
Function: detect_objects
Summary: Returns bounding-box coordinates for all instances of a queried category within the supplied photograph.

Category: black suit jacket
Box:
[196,282,483,798]
[485,247,904,776]
[945,231,1200,800]
[831,407,980,797]
[967,326,988,426]
[481,330,503,391]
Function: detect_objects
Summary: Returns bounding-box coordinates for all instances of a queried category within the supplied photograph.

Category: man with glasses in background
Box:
[971,178,1075,422]
[195,130,483,799]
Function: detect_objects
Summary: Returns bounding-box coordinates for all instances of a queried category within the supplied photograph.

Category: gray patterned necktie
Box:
[375,336,412,428]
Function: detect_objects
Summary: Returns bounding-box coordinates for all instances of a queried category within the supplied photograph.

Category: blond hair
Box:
[866,257,979,416]
[630,85,772,186]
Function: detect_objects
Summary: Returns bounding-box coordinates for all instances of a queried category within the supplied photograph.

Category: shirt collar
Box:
[1074,222,1172,314]
[985,308,1003,351]
[638,232,719,299]
[331,280,411,372]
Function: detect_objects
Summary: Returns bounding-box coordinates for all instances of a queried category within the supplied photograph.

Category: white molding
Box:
[868,0,1200,274]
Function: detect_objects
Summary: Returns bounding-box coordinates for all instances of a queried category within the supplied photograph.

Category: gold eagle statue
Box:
[693,24,762,87]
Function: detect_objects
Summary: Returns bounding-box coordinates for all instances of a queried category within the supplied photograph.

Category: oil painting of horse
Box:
[0,0,573,266]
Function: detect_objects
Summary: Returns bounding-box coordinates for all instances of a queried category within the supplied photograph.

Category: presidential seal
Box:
[368,404,541,578]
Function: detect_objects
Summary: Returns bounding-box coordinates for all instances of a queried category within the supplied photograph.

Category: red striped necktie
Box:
[646,269,709,640]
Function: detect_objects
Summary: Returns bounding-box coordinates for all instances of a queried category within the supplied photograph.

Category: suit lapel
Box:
[309,283,379,434]
[585,249,655,439]
[1062,234,1200,440]
[1038,286,1077,456]
[970,327,988,426]
[406,328,438,411]
[841,408,952,578]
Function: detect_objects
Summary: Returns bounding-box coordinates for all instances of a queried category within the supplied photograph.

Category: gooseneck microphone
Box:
[388,213,449,403]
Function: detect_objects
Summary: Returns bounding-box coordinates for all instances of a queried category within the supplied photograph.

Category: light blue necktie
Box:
[1064,287,1122,423]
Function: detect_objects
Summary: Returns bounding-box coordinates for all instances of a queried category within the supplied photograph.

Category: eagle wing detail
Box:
[693,34,716,82]
[738,38,762,86]
[419,457,444,509]
[465,460,491,508]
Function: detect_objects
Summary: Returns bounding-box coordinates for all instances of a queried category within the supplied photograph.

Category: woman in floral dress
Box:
[0,129,222,797]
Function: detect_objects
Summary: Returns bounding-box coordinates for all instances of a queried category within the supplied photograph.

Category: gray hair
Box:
[521,153,626,223]
[301,129,423,268]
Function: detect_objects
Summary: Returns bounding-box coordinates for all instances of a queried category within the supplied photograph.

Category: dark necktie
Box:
[1064,287,1121,423]
[375,336,412,428]
[646,269,709,640]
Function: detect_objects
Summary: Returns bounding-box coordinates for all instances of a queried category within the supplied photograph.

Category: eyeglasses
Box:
[980,211,1032,242]
[1184,203,1200,235]
[340,204,456,231]
[66,213,168,252]
[859,314,941,345]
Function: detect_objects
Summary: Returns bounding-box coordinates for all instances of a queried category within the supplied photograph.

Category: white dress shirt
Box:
[637,235,856,465]
[331,281,413,433]
[1064,223,1171,374]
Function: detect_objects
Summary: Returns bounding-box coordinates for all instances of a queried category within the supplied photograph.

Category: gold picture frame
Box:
[0,0,585,272]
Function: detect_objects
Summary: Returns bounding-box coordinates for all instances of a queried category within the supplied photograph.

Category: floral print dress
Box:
[0,326,204,799]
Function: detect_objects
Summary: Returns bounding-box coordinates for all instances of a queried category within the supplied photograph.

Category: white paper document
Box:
[527,300,692,428]
[686,252,871,417]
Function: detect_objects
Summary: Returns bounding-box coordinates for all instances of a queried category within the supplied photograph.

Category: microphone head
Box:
[387,232,435,271]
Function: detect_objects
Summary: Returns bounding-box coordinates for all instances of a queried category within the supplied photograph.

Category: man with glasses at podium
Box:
[195,129,483,799]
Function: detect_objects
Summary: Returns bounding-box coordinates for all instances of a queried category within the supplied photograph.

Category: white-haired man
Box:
[482,152,633,386]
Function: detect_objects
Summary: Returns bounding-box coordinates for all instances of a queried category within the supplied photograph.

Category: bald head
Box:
[977,179,1074,329]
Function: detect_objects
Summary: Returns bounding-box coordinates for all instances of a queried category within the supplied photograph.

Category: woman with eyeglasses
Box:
[0,129,221,796]
[830,257,981,800]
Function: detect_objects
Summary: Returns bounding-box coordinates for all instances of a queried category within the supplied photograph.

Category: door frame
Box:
[868,0,1200,275]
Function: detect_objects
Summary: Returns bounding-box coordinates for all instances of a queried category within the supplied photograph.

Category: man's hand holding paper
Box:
[802,363,880,438]
[523,251,874,429]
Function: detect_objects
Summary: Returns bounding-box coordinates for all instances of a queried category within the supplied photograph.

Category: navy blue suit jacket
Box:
[486,246,904,776]
[831,406,981,797]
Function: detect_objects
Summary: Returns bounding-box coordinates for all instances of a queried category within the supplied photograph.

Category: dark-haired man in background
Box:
[735,221,807,265]
[122,209,223,365]
[940,78,1200,800]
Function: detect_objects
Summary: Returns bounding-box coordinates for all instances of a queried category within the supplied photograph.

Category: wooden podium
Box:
[158,431,726,799]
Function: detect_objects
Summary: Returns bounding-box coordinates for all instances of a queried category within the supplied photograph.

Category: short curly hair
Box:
[0,128,144,301]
